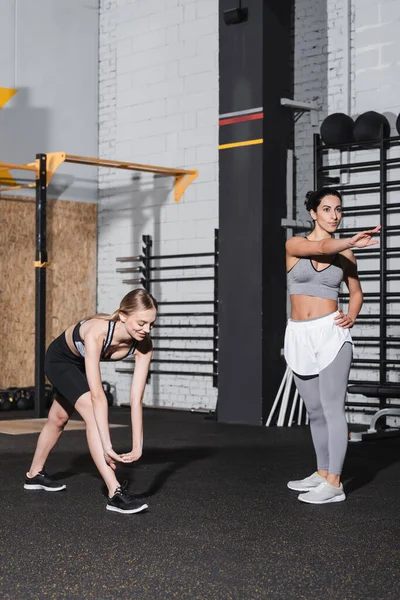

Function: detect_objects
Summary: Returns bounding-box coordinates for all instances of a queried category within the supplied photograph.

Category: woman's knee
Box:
[48,406,69,430]
[308,405,326,425]
[75,392,96,423]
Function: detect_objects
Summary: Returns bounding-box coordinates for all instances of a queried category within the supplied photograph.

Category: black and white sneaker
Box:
[107,482,148,514]
[24,470,66,492]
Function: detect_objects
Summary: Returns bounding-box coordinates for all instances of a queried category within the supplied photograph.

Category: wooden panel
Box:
[0,196,97,388]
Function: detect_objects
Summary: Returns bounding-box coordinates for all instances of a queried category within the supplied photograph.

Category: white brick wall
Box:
[295,0,400,208]
[355,0,400,120]
[294,0,349,211]
[98,0,219,410]
[294,0,400,424]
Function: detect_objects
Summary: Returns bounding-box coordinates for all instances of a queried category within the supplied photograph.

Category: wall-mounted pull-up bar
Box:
[64,154,198,202]
[0,153,198,202]
[0,152,198,416]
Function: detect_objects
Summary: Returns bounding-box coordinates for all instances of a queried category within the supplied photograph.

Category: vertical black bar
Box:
[35,154,48,418]
[313,133,322,189]
[213,228,219,388]
[142,235,152,293]
[379,131,387,402]
[142,234,152,383]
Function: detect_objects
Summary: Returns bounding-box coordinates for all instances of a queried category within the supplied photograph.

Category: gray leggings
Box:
[293,342,352,475]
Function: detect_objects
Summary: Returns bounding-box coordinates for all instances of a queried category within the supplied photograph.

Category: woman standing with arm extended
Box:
[284,188,380,504]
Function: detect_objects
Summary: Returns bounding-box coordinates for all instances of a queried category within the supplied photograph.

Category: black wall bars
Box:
[314,132,400,414]
[115,231,219,387]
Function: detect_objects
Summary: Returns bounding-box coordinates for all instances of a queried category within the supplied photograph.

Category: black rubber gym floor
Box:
[0,407,399,600]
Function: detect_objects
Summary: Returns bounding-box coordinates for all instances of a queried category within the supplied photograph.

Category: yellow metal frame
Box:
[0,160,37,192]
[0,152,198,202]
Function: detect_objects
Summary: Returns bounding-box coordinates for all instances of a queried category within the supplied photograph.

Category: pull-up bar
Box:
[1,152,198,416]
[0,160,37,192]
[0,152,198,202]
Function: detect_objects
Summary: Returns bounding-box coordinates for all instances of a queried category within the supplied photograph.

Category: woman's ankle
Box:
[327,474,341,488]
[26,469,41,478]
[27,462,45,478]
[107,482,121,498]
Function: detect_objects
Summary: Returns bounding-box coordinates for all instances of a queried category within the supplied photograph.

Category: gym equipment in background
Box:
[0,384,56,412]
[353,111,391,142]
[320,112,354,147]
[314,130,400,441]
[0,390,14,411]
[396,112,400,136]
[115,232,219,390]
[102,382,115,407]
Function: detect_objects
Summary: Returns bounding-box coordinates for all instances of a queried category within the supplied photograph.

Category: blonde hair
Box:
[89,289,158,322]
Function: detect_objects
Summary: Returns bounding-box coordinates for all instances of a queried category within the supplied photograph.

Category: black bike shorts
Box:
[45,333,90,406]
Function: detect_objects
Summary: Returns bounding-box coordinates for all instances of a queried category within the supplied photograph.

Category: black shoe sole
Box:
[24,483,66,492]
[106,503,148,514]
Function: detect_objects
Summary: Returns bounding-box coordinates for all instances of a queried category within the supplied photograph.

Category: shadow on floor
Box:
[51,445,219,498]
[343,438,400,494]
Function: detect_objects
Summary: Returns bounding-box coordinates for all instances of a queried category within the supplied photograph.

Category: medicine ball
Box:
[353,111,390,142]
[320,113,354,147]
[396,113,400,136]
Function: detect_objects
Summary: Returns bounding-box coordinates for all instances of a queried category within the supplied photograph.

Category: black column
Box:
[261,0,293,424]
[35,154,48,418]
[218,0,293,425]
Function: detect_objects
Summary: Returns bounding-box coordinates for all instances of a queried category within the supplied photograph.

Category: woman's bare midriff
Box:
[290,295,338,320]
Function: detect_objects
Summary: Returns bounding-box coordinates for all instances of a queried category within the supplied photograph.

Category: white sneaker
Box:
[298,481,346,504]
[287,472,326,492]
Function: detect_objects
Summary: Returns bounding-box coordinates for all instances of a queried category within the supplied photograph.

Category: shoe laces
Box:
[115,480,134,501]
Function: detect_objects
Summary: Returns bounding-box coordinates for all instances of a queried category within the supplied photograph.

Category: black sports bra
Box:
[72,320,137,361]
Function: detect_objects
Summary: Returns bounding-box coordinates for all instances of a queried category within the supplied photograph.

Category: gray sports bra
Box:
[287,255,344,301]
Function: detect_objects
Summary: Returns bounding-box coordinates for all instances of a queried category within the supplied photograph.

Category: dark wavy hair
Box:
[305,187,343,213]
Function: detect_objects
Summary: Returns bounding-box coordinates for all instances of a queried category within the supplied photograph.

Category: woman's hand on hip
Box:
[334,309,355,329]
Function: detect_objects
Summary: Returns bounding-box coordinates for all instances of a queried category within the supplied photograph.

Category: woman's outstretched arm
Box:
[286,225,381,258]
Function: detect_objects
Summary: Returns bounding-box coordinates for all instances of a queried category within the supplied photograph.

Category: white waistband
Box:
[287,310,339,330]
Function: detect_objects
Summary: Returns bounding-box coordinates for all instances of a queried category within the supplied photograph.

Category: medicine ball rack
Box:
[314,132,400,439]
[114,231,219,387]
